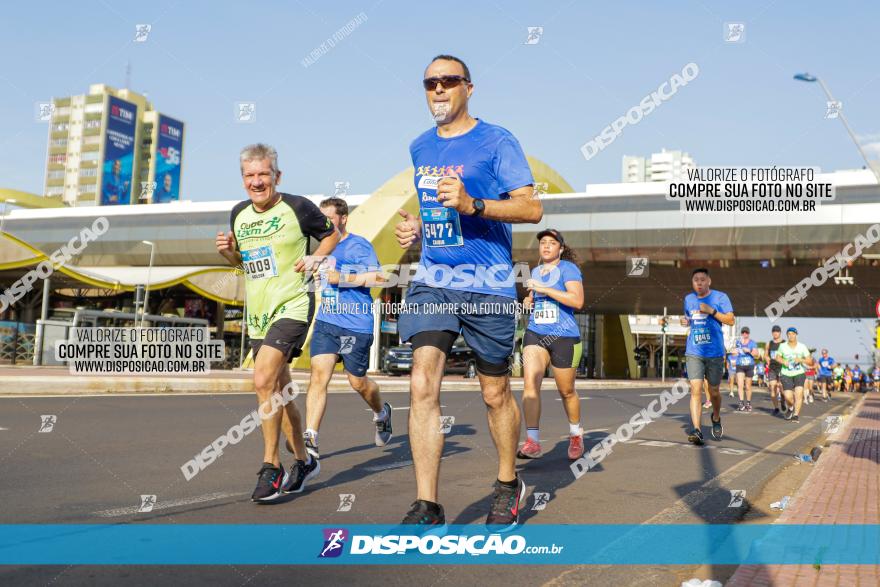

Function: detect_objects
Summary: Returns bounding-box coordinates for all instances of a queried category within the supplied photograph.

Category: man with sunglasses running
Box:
[395,54,542,531]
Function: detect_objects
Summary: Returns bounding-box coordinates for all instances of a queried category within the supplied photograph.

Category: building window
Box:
[78,183,97,194]
[79,168,98,178]
[84,119,101,129]
[48,154,67,164]
[50,138,68,147]
[47,170,65,180]
[80,151,99,162]
[46,186,64,196]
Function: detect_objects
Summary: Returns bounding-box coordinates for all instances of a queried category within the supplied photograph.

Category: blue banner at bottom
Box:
[1,524,878,565]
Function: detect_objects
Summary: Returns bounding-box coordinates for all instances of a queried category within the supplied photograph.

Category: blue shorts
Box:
[398,282,516,365]
[309,320,373,377]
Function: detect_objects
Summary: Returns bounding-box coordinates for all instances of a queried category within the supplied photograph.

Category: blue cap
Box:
[786,327,798,334]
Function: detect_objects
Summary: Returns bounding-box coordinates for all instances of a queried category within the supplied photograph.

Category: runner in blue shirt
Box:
[394,54,542,531]
[680,268,736,445]
[732,326,759,412]
[296,197,393,462]
[726,352,737,399]
[517,229,585,462]
[853,365,863,393]
[816,349,836,401]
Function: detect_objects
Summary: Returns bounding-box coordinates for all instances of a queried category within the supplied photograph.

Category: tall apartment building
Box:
[43,84,184,206]
[622,149,695,183]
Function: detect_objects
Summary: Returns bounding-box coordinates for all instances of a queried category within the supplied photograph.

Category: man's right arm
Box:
[216,230,242,267]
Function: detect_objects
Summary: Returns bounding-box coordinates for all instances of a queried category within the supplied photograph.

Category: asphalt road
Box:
[0,384,854,586]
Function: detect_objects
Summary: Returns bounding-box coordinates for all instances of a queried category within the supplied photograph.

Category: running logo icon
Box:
[339,336,356,355]
[333,181,350,197]
[723,22,745,43]
[533,182,548,199]
[628,257,649,278]
[38,415,57,433]
[439,415,455,434]
[36,102,55,122]
[319,528,348,558]
[337,494,356,512]
[532,492,550,511]
[728,490,746,508]
[823,415,842,434]
[138,495,157,513]
[134,24,151,42]
[525,27,544,45]
[236,102,256,123]
[141,181,157,199]
[825,100,842,119]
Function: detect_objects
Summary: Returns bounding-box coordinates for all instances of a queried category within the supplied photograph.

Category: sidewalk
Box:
[726,393,880,587]
[0,365,674,395]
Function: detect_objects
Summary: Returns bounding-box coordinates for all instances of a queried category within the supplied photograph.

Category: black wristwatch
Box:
[711,308,718,317]
[472,198,486,217]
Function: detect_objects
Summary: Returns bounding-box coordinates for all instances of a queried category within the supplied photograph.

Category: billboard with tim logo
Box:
[100,96,137,206]
[152,115,184,203]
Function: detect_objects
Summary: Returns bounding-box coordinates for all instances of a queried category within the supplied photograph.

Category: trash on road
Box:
[770,496,791,510]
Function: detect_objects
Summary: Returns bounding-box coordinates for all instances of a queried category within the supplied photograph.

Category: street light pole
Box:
[141,240,155,327]
[661,306,668,383]
[794,72,880,185]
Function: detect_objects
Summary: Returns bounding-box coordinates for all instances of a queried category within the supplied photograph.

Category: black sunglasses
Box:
[422,75,470,91]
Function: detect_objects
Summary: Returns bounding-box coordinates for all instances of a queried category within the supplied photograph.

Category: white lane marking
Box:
[554,396,592,401]
[639,393,662,397]
[0,427,8,430]
[364,456,447,473]
[364,405,445,411]
[94,491,245,517]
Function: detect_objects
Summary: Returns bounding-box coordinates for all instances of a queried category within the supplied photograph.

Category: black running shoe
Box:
[772,407,780,416]
[304,432,320,460]
[736,402,746,412]
[401,499,446,527]
[790,415,800,424]
[282,457,320,494]
[251,462,286,502]
[711,416,723,440]
[687,428,704,445]
[745,401,752,413]
[784,407,794,421]
[374,402,393,447]
[485,477,526,532]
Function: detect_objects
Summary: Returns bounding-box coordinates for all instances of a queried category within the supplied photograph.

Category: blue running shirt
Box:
[409,119,534,298]
[684,289,733,358]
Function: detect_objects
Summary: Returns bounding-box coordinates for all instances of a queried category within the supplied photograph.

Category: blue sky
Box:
[2,0,879,199]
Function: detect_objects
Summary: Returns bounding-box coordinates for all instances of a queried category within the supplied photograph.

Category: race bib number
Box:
[321,286,339,313]
[690,312,711,345]
[787,359,797,370]
[421,208,463,247]
[241,246,278,280]
[769,350,777,359]
[534,300,559,325]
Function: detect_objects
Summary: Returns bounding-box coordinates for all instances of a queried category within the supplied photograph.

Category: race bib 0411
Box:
[534,300,559,325]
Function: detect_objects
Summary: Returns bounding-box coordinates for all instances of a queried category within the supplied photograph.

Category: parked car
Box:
[381,344,413,375]
[381,337,477,378]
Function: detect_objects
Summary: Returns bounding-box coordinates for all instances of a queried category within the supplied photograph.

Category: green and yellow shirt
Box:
[777,342,811,377]
[230,193,335,339]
